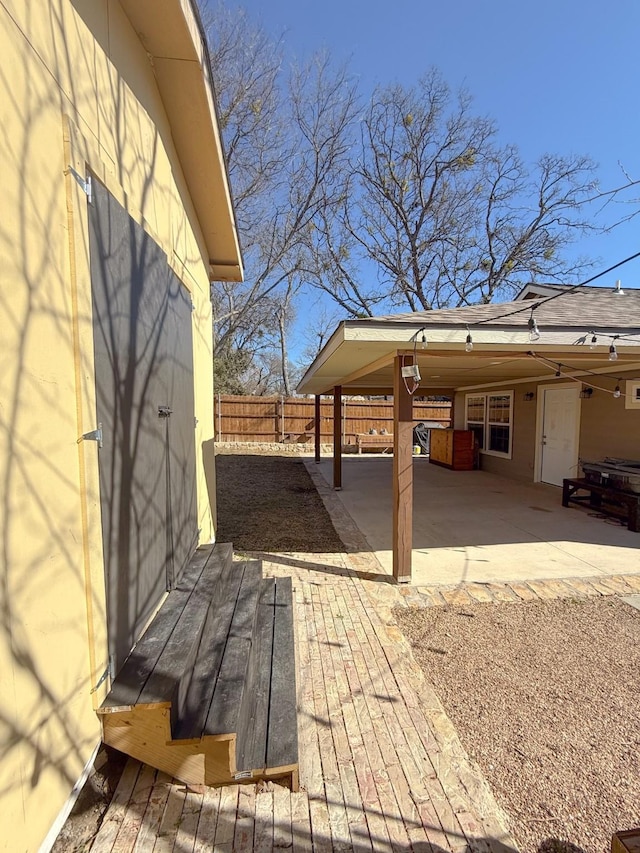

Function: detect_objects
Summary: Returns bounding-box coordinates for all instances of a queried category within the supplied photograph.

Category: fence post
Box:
[342,398,346,446]
[280,395,285,442]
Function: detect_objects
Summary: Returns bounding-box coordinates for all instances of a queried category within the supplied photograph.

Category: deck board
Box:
[266,576,298,771]
[172,560,247,739]
[204,561,263,736]
[235,578,275,774]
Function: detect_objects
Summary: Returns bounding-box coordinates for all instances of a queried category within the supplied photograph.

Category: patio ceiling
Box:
[297,321,640,396]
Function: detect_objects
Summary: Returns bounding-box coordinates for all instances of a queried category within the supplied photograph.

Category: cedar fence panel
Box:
[214,395,451,445]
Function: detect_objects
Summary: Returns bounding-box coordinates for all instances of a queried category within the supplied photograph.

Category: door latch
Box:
[158,406,172,418]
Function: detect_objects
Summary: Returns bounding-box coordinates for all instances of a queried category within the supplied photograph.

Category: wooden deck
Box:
[91,550,515,852]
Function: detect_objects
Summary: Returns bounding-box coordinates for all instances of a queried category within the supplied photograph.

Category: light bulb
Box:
[465,332,473,352]
[609,343,618,361]
[528,316,540,342]
[589,334,597,350]
[613,384,621,398]
[420,332,428,350]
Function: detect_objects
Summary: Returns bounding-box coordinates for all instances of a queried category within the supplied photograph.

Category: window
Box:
[465,391,513,457]
[625,380,640,410]
[466,395,485,453]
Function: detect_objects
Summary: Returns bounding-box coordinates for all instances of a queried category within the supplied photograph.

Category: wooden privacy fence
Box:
[214,395,452,445]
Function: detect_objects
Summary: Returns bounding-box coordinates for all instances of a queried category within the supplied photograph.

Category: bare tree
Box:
[203,3,359,390]
[308,70,605,313]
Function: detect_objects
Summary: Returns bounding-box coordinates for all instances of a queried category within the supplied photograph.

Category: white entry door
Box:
[540,386,580,486]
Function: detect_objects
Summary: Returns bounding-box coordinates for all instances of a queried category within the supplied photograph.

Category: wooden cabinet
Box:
[429,429,476,470]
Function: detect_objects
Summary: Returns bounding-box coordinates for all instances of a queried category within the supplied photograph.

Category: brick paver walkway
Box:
[89,459,640,852]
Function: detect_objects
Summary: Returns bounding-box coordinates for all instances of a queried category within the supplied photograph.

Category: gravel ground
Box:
[395,597,640,853]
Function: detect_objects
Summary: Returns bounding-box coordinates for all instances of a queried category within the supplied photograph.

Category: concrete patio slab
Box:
[313,456,640,586]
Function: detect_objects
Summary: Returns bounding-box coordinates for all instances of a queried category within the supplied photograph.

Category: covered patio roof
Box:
[298,284,640,583]
[297,284,640,396]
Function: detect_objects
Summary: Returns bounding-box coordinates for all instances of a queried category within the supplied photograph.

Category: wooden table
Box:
[562,477,640,532]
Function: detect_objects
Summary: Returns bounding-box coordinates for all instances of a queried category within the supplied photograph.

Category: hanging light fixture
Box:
[589,332,597,350]
[528,312,540,342]
[609,341,618,361]
[613,383,622,398]
[420,330,428,349]
[465,328,474,352]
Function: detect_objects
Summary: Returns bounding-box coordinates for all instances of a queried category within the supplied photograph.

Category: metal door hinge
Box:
[90,662,111,694]
[68,167,92,203]
[79,423,103,449]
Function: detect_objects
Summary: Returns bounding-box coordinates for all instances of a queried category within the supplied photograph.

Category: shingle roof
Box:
[367,285,640,330]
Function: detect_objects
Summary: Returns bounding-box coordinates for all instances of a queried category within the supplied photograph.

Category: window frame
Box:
[465,391,514,459]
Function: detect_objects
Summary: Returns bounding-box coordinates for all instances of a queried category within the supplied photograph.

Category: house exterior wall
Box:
[0,2,219,848]
[456,370,640,484]
[578,371,640,462]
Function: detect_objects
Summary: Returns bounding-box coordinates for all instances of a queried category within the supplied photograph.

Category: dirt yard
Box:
[215,447,344,553]
[395,597,640,853]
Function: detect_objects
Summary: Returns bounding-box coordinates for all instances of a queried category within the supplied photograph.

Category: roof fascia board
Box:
[119,0,243,281]
[346,320,640,338]
[295,322,347,393]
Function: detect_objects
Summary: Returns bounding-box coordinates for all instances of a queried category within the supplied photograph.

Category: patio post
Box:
[314,395,321,463]
[392,354,413,582]
[333,386,342,489]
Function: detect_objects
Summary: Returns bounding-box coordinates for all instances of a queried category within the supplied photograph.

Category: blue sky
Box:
[222,0,640,282]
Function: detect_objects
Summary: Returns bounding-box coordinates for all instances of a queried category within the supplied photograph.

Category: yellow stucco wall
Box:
[0,1,220,848]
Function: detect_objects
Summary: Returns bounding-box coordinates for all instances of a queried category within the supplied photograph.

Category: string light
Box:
[609,340,618,361]
[420,331,428,349]
[465,328,473,352]
[526,352,632,398]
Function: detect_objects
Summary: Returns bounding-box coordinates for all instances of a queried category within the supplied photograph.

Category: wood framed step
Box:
[97,543,298,789]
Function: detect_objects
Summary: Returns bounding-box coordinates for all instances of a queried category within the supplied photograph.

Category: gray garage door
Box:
[89,178,198,674]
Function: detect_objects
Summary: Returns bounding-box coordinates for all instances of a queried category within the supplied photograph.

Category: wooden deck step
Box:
[236,577,298,780]
[97,543,298,790]
[101,543,232,712]
[174,560,262,740]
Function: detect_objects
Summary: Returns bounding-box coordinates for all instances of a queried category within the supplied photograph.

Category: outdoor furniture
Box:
[98,543,299,788]
[356,433,394,453]
[429,429,476,470]
[562,477,640,532]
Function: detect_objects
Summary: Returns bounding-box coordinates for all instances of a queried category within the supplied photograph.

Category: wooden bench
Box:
[356,433,393,454]
[562,477,640,532]
[98,543,298,789]
[612,828,640,853]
